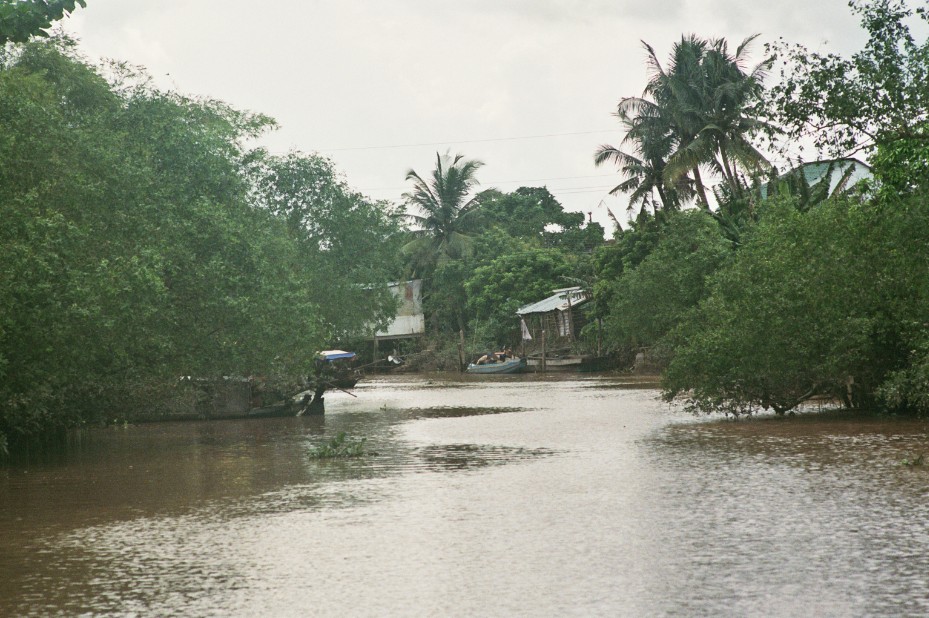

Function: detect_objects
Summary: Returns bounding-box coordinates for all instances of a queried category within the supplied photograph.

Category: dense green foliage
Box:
[247,152,405,339]
[591,1,929,417]
[476,187,603,252]
[464,235,575,346]
[665,193,929,416]
[0,39,400,449]
[665,198,870,414]
[0,0,85,44]
[768,0,929,164]
[604,210,730,358]
[413,205,600,350]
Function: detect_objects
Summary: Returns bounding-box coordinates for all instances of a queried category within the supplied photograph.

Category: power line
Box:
[546,184,617,192]
[360,173,617,192]
[490,173,616,185]
[551,186,618,195]
[366,184,618,199]
[318,129,620,152]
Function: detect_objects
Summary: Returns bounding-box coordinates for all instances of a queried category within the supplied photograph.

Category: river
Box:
[2,374,928,616]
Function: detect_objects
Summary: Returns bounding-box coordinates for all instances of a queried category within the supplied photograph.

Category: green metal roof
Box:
[760,158,872,200]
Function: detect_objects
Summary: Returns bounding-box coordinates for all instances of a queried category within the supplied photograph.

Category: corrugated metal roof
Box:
[760,158,872,199]
[517,287,589,316]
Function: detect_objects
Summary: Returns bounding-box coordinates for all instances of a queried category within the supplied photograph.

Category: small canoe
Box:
[466,357,526,374]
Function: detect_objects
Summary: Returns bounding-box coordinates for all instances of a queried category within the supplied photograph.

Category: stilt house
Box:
[516,286,590,354]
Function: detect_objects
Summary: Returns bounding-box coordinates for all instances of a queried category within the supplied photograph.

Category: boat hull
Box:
[526,355,615,372]
[466,357,527,374]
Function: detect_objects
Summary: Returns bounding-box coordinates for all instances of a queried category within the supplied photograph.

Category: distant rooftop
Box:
[517,287,589,316]
[760,158,872,200]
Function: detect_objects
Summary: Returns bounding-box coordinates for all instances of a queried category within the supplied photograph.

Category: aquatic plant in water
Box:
[307,432,369,458]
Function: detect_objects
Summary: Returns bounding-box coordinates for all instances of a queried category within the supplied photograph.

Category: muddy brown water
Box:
[2,374,928,616]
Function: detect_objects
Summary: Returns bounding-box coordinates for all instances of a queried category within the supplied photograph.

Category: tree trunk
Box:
[692,166,711,210]
[656,184,672,211]
[718,145,742,198]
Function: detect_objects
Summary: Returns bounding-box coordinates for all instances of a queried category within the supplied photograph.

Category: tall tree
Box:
[649,35,773,204]
[647,36,716,208]
[402,152,485,334]
[595,98,691,213]
[402,151,485,273]
[600,35,772,211]
[767,0,929,195]
[0,0,86,44]
[603,209,730,359]
[247,151,404,340]
[477,186,604,251]
[464,240,574,347]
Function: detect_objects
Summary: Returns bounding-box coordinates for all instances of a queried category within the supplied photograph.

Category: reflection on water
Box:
[415,444,556,470]
[2,375,929,616]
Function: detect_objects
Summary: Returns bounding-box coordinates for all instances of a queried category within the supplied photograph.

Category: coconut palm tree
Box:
[646,35,774,204]
[595,97,692,213]
[647,36,703,203]
[694,36,774,193]
[599,34,773,212]
[402,151,485,274]
[402,152,485,335]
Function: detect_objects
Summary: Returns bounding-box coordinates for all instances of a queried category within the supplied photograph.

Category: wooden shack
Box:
[516,287,592,370]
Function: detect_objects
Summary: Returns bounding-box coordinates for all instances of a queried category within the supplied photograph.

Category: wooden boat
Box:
[466,356,527,374]
[299,350,361,415]
[216,350,361,418]
[526,355,616,372]
[317,350,362,389]
[526,355,583,370]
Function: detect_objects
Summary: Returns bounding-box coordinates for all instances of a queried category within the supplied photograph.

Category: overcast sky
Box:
[64,0,866,236]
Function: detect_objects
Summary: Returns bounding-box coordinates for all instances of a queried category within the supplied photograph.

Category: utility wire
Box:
[361,173,617,192]
[318,129,620,152]
[367,186,618,200]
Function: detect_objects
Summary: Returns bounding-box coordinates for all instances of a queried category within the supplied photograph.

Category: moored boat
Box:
[299,350,362,414]
[466,356,527,374]
[525,354,616,372]
[206,350,361,418]
[316,350,362,388]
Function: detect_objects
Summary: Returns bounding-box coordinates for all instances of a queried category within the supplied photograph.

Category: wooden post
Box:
[541,328,547,373]
[373,336,379,363]
[565,291,574,341]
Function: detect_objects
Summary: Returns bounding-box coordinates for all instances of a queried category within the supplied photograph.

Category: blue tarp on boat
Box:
[318,350,356,361]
